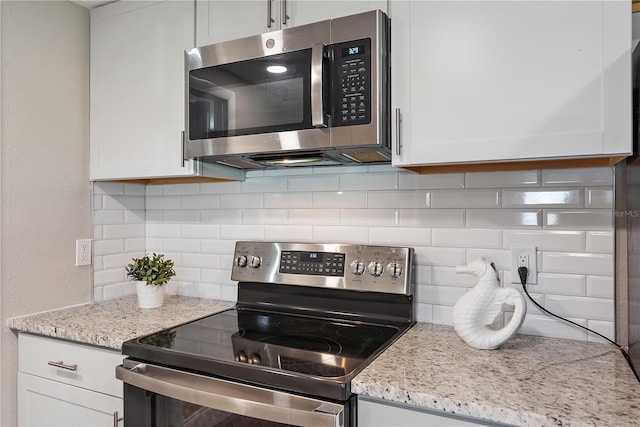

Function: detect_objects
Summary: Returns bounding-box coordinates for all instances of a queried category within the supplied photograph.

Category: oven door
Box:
[116,361,350,427]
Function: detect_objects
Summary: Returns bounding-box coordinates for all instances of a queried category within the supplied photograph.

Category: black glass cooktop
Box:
[127,308,399,379]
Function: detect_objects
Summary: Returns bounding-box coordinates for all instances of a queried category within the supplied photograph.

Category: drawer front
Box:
[19,333,124,398]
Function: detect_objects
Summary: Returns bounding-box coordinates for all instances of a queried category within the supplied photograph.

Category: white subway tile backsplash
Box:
[180,224,220,239]
[467,209,541,229]
[534,273,586,296]
[503,230,585,252]
[181,195,219,209]
[431,189,500,208]
[586,320,615,342]
[545,210,612,230]
[265,225,314,242]
[125,210,145,224]
[242,209,287,225]
[586,231,614,253]
[510,313,587,341]
[340,172,398,191]
[289,209,340,225]
[124,184,146,196]
[103,195,145,210]
[398,172,464,190]
[163,183,199,195]
[340,209,398,226]
[220,224,264,240]
[542,167,613,187]
[313,191,367,208]
[147,224,181,238]
[146,196,181,210]
[201,209,242,224]
[543,252,613,276]
[465,170,540,188]
[502,188,583,208]
[432,228,502,248]
[93,166,617,343]
[200,181,243,194]
[103,224,145,239]
[264,192,312,208]
[465,249,510,269]
[545,295,614,321]
[414,246,466,267]
[586,276,614,299]
[368,227,432,247]
[288,174,339,192]
[399,209,465,228]
[241,176,288,193]
[220,193,263,208]
[312,226,368,244]
[182,253,220,269]
[94,210,124,225]
[125,238,146,253]
[585,187,613,209]
[368,190,430,208]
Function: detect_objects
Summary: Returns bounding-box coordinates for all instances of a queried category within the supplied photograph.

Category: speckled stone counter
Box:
[8,295,234,350]
[353,323,640,427]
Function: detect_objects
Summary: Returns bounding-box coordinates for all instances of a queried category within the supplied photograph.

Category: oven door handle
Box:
[311,43,327,128]
[116,363,345,427]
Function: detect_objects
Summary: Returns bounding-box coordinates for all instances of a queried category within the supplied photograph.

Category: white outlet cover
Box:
[510,247,537,285]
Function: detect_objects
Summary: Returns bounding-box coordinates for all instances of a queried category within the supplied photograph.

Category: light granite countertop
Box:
[352,323,640,426]
[8,295,234,350]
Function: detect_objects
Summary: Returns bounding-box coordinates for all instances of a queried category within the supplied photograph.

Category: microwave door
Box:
[187,49,322,153]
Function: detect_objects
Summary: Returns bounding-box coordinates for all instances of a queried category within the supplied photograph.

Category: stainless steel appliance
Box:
[116,242,414,426]
[184,11,390,169]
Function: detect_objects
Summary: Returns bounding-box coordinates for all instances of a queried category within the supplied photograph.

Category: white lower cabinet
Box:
[358,397,500,427]
[18,333,124,427]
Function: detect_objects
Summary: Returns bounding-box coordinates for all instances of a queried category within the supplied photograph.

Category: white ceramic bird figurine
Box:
[452,257,527,350]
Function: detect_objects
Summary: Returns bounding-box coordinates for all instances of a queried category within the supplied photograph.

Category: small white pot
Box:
[136,281,165,309]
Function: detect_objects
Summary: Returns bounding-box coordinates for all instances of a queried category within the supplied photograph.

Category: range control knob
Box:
[234,255,248,268]
[236,351,248,363]
[249,255,262,268]
[368,261,384,277]
[350,260,365,275]
[387,262,403,278]
[249,353,261,365]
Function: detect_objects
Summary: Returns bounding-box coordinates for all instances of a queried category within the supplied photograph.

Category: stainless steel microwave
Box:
[184,10,390,169]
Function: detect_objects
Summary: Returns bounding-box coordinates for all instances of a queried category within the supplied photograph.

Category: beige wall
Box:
[0,1,92,425]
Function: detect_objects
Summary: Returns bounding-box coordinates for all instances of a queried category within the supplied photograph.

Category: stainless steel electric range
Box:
[117,242,414,427]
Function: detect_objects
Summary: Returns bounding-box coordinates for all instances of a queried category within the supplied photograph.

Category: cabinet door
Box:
[391,0,631,167]
[196,0,269,46]
[18,373,123,427]
[196,0,388,46]
[284,1,387,28]
[91,0,199,180]
[358,398,491,427]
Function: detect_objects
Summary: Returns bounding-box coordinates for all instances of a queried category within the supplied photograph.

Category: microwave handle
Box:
[116,363,344,427]
[311,43,327,128]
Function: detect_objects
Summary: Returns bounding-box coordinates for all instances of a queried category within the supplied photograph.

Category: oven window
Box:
[189,49,312,140]
[155,396,295,427]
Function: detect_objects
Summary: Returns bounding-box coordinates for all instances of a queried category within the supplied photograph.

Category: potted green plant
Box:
[126,253,176,309]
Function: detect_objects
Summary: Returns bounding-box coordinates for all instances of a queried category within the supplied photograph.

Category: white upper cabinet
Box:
[91,0,244,181]
[196,0,387,46]
[390,0,631,168]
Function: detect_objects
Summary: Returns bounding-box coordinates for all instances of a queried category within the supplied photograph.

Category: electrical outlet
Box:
[76,239,92,266]
[511,247,537,285]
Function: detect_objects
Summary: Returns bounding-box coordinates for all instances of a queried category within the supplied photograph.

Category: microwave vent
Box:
[217,158,263,169]
[341,151,391,164]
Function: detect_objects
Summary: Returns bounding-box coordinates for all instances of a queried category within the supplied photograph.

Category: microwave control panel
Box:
[331,38,372,127]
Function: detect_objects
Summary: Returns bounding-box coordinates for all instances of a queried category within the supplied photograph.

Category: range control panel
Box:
[231,242,413,295]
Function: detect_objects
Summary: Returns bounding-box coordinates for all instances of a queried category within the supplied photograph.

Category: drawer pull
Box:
[47,360,77,371]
